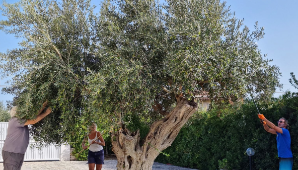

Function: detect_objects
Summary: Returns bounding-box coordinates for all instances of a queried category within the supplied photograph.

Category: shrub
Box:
[0,102,10,122]
[156,92,298,170]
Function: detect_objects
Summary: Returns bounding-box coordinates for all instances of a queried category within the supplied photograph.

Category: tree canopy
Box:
[290,72,298,90]
[0,0,281,144]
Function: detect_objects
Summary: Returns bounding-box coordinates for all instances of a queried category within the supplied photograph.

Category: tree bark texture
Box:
[111,98,198,170]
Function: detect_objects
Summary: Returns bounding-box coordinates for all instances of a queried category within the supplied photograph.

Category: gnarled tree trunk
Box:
[111,98,198,170]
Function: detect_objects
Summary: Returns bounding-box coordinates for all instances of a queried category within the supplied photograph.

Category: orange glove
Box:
[258,114,265,120]
[260,120,266,125]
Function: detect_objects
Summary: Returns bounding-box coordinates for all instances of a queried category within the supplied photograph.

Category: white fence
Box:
[0,122,70,162]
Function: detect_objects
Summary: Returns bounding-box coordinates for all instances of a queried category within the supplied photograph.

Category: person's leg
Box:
[96,164,102,170]
[2,150,7,166]
[16,153,25,170]
[279,158,292,170]
[2,151,24,170]
[89,163,95,170]
[88,150,96,170]
[2,150,10,170]
[95,150,104,170]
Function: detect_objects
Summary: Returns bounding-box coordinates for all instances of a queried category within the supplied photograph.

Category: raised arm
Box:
[258,114,283,134]
[37,101,49,115]
[24,107,52,126]
[262,122,277,135]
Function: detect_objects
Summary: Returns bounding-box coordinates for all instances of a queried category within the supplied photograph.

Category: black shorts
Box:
[2,150,25,170]
[88,150,104,164]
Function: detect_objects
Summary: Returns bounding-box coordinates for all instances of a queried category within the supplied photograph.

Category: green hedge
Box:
[156,92,298,170]
[0,102,10,122]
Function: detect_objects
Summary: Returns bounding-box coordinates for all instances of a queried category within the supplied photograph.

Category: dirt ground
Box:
[0,154,198,170]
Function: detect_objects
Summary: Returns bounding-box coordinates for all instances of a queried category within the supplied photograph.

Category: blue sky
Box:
[0,0,297,106]
[225,0,298,95]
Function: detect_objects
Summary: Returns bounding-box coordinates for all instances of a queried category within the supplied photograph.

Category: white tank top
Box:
[88,132,103,152]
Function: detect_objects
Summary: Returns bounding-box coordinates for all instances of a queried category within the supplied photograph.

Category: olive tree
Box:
[0,0,281,169]
[0,0,99,143]
[290,72,298,89]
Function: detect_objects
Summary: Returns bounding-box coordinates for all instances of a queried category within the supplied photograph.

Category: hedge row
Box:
[156,92,298,170]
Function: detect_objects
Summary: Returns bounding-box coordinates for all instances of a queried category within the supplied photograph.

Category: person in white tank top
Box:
[88,131,104,152]
[82,123,105,170]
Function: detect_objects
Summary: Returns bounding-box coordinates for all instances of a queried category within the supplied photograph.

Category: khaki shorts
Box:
[2,150,25,170]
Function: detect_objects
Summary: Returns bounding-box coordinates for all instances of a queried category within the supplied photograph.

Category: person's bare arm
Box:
[37,101,48,116]
[95,131,105,146]
[24,108,52,126]
[263,118,283,134]
[263,123,277,135]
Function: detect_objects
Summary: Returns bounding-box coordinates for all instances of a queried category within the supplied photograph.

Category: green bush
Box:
[156,92,298,170]
[0,102,10,122]
[71,133,88,161]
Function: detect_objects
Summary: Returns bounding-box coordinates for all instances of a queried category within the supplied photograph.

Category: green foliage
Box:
[218,158,228,169]
[0,102,10,122]
[124,113,150,141]
[71,138,89,161]
[0,0,108,144]
[156,93,298,170]
[290,72,298,89]
[0,0,281,148]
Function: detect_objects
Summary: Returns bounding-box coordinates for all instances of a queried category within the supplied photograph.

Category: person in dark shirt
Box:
[2,102,52,170]
[258,114,293,170]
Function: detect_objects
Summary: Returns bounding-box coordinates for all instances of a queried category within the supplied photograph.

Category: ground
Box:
[0,160,198,170]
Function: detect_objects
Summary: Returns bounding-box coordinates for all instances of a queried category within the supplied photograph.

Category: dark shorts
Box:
[88,150,104,164]
[2,150,25,170]
[279,158,293,170]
